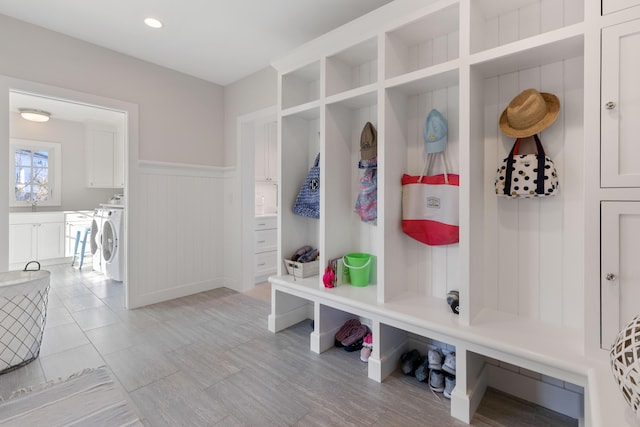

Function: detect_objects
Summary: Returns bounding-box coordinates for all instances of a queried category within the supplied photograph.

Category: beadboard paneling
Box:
[405,85,460,299]
[128,162,226,307]
[483,57,584,328]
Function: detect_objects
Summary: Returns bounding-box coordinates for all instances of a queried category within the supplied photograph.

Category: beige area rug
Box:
[0,366,142,426]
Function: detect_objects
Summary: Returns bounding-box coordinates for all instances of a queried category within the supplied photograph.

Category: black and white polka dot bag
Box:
[495,134,558,198]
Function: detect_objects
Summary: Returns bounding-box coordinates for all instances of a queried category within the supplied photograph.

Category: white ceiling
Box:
[0,0,394,86]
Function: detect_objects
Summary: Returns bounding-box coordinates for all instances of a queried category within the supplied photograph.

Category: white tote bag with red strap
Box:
[402,152,459,246]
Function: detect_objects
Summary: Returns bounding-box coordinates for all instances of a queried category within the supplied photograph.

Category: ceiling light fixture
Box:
[144,17,163,29]
[19,108,51,122]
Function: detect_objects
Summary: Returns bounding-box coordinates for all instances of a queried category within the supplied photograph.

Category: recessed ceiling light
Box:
[19,108,51,122]
[144,17,163,29]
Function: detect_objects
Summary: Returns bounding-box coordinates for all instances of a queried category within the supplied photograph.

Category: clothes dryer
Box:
[102,207,124,281]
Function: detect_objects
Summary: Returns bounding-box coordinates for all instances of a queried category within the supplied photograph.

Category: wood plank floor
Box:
[0,264,578,426]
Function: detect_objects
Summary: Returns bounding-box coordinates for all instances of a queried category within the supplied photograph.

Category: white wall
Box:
[223,67,277,291]
[10,113,116,212]
[0,14,225,166]
[0,14,226,307]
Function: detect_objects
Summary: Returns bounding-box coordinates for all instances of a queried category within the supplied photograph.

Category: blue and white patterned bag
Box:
[293,153,320,218]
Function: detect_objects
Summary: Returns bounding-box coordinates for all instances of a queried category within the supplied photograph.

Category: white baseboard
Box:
[128,277,224,308]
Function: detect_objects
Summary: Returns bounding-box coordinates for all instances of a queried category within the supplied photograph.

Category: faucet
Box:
[31,201,37,212]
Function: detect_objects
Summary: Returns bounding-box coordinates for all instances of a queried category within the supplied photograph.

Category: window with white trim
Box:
[9,139,61,207]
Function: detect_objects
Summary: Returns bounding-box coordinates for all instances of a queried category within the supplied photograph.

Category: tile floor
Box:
[0,264,578,426]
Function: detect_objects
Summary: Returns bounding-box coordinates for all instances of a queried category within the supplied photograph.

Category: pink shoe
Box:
[360,333,373,362]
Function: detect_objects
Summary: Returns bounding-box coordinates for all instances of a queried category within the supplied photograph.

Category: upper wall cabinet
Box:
[602,0,640,14]
[255,120,278,182]
[601,18,640,187]
[86,123,124,188]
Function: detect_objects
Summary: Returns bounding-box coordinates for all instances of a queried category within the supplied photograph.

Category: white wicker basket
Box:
[611,314,640,416]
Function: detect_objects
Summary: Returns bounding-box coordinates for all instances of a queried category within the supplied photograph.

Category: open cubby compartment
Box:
[281,61,321,110]
[325,37,378,97]
[469,0,584,55]
[384,1,459,80]
[376,323,457,383]
[381,69,460,307]
[268,284,315,333]
[467,38,585,330]
[464,351,584,421]
[313,304,372,353]
[324,92,379,290]
[279,108,321,279]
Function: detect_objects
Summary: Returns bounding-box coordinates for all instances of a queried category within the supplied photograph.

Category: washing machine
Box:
[101,207,124,281]
[90,208,109,273]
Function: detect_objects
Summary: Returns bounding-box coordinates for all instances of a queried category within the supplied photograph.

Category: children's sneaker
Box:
[442,352,456,375]
[429,369,445,393]
[427,347,444,370]
[360,333,373,362]
[443,374,456,399]
[400,349,421,376]
[414,357,430,382]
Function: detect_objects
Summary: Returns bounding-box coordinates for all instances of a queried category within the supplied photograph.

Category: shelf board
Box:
[384,60,460,95]
[270,276,591,382]
[470,24,584,78]
[281,101,321,120]
[325,84,378,109]
[460,308,588,381]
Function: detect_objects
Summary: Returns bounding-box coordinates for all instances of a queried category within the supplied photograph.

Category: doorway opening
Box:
[7,85,132,309]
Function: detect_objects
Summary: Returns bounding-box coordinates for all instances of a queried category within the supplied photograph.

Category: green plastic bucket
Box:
[343,253,372,287]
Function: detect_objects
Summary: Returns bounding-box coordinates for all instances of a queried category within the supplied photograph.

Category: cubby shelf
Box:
[269,0,608,424]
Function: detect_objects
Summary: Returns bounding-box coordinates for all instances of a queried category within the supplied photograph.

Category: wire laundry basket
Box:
[0,261,50,374]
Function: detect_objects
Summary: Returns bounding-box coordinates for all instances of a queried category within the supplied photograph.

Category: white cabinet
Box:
[255,120,278,182]
[254,216,277,282]
[86,123,124,188]
[601,202,640,350]
[601,18,640,187]
[9,212,65,266]
[602,0,640,15]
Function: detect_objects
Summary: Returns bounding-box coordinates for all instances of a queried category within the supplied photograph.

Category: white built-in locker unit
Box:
[267,0,640,425]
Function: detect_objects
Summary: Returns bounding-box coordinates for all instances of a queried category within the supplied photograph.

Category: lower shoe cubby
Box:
[312,304,373,353]
[268,286,314,333]
[378,324,458,396]
[461,350,584,423]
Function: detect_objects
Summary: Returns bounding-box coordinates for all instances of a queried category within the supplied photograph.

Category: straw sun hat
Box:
[499,88,560,137]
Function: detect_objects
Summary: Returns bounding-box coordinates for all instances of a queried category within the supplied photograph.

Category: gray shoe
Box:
[444,374,455,399]
[429,369,444,392]
[414,358,429,382]
[427,348,444,370]
[442,352,456,375]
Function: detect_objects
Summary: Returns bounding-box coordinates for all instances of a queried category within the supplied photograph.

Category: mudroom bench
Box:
[268,276,628,426]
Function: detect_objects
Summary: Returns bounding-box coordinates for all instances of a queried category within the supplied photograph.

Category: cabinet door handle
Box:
[605,101,616,110]
[258,262,266,266]
[257,240,266,243]
[605,272,617,282]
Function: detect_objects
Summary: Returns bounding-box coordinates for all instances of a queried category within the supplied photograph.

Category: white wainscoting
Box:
[128,160,231,308]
